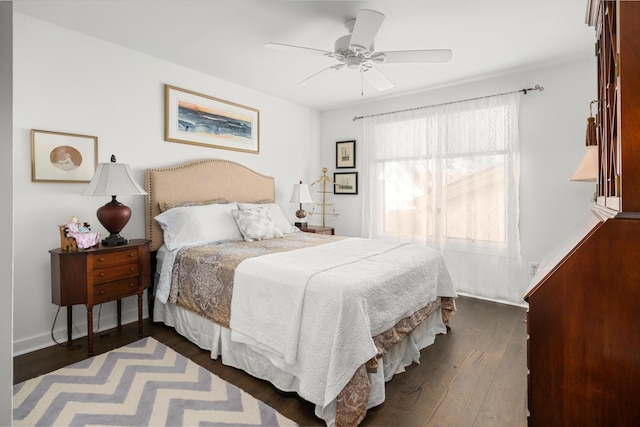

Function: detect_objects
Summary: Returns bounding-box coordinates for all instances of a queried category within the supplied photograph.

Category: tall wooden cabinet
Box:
[524,1,640,425]
[592,0,640,212]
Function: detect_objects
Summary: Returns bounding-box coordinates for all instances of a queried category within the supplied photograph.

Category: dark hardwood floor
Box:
[13,296,528,426]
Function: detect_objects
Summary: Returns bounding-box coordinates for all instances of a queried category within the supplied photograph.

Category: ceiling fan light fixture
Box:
[346,55,361,69]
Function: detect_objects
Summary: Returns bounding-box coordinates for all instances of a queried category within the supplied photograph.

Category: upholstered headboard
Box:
[145,159,275,251]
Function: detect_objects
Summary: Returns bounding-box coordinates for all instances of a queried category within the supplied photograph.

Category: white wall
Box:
[318,58,597,305]
[12,13,321,355]
[0,2,14,423]
[11,10,596,354]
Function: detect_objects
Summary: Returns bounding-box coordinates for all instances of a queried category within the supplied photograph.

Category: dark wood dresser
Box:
[524,1,640,424]
[50,239,151,356]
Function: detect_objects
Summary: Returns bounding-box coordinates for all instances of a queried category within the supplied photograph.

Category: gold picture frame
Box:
[30,129,98,183]
[164,84,260,154]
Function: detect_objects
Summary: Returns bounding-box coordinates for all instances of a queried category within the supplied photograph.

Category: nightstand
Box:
[299,225,335,235]
[49,239,151,356]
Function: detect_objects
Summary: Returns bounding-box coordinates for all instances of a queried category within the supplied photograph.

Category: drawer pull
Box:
[99,272,105,277]
[98,257,105,262]
[99,290,105,295]
[128,253,135,257]
[129,283,135,287]
[129,267,135,271]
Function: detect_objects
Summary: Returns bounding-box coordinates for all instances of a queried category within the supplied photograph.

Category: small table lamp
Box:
[289,180,314,228]
[82,155,147,246]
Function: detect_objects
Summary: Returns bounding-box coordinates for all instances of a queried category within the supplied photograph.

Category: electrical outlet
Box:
[529,262,539,277]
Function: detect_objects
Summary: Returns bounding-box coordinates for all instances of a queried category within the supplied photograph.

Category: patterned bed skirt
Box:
[154,296,454,427]
[335,297,455,427]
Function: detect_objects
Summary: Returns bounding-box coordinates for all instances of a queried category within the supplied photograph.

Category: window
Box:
[362,93,522,302]
[369,102,514,248]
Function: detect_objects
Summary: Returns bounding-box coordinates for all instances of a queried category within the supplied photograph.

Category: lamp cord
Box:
[50,304,103,350]
[51,306,80,349]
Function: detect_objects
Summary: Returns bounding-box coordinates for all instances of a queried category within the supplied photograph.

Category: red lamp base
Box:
[96,196,131,246]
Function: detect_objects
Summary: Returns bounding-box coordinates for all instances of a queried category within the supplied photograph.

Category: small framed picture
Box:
[334,172,358,195]
[30,129,98,183]
[336,140,356,168]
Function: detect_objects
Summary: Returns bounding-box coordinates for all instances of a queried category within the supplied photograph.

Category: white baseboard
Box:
[13,306,149,357]
[456,292,529,308]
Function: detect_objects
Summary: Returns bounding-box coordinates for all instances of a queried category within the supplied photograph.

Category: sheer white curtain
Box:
[361,93,523,303]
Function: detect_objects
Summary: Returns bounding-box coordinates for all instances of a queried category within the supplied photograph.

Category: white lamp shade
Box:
[82,162,147,196]
[289,183,313,204]
[570,146,598,182]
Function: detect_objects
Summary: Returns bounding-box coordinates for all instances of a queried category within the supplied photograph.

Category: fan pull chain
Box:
[360,67,364,96]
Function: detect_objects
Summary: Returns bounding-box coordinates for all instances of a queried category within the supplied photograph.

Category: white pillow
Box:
[237,202,298,234]
[154,202,242,251]
[231,206,284,242]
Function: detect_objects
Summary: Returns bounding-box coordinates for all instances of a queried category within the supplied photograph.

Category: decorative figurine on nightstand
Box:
[59,216,100,251]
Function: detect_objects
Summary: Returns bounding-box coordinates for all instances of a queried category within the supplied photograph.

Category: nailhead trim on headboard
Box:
[145,159,275,252]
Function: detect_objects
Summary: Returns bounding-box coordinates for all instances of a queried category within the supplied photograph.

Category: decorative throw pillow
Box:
[236,202,298,234]
[155,202,242,250]
[158,198,229,213]
[231,206,284,242]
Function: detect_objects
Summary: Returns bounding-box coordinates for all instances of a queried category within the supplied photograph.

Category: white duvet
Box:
[229,237,456,409]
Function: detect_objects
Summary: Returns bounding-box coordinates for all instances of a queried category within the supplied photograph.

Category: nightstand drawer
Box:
[94,278,139,304]
[93,249,138,268]
[93,263,139,284]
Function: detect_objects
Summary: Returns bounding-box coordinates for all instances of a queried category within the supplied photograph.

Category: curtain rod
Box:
[352,84,544,121]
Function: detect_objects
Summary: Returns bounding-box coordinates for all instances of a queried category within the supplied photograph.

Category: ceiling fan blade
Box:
[349,9,385,51]
[380,49,453,64]
[363,65,393,91]
[264,42,334,58]
[298,64,345,86]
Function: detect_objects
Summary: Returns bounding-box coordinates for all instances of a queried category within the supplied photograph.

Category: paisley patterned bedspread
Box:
[168,232,340,327]
[166,233,455,427]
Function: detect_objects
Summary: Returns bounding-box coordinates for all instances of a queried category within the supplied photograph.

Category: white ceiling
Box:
[14,0,595,111]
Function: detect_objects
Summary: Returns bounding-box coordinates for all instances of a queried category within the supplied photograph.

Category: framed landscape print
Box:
[30,129,97,183]
[164,84,260,154]
[334,172,358,195]
[336,140,355,168]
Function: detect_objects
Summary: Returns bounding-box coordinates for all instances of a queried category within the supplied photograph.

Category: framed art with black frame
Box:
[336,140,355,168]
[334,172,358,195]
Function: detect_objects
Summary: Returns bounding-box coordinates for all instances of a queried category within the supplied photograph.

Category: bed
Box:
[145,159,457,426]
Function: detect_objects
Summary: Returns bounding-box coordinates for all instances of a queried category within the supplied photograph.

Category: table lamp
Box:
[82,155,147,246]
[289,180,314,227]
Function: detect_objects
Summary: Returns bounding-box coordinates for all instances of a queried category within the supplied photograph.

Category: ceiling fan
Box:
[265,9,453,93]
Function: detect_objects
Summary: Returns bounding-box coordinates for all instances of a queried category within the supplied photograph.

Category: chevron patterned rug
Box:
[13,337,297,426]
